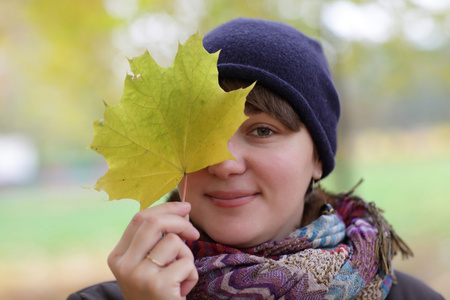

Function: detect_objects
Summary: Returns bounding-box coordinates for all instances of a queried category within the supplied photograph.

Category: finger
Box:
[129,234,196,296]
[148,235,198,297]
[124,215,198,266]
[110,201,192,258]
[153,234,197,286]
[164,258,198,297]
[146,233,194,267]
[180,269,198,297]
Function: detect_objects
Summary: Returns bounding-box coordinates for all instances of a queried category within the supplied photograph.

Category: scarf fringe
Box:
[317,179,414,276]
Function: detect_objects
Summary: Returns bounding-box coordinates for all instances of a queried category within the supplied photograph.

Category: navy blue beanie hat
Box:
[203,18,340,178]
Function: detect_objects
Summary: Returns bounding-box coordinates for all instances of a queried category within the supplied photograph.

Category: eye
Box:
[250,127,274,137]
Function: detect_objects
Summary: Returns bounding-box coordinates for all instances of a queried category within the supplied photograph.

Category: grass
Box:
[0,187,138,258]
[322,156,450,240]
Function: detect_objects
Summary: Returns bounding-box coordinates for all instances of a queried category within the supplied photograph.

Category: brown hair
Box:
[220,78,318,162]
[219,79,302,132]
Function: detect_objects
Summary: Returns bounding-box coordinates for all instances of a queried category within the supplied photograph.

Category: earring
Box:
[320,203,334,215]
[317,180,334,215]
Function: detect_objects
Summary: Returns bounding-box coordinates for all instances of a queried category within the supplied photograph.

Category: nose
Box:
[207,134,246,179]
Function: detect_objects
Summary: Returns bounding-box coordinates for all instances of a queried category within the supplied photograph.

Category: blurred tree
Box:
[0,0,119,166]
[0,0,449,172]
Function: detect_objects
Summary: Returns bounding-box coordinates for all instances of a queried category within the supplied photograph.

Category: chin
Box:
[207,230,264,249]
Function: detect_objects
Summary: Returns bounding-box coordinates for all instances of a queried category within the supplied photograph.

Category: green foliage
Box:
[1,0,449,166]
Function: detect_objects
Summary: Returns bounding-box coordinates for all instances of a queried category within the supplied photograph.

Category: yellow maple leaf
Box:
[89,34,252,210]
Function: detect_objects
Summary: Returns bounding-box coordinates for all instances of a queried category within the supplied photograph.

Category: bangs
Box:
[219,78,302,132]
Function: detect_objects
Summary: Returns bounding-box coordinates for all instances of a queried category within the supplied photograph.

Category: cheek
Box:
[268,149,311,177]
[260,149,313,195]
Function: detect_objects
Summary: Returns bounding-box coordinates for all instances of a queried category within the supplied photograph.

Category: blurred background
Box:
[1,0,449,299]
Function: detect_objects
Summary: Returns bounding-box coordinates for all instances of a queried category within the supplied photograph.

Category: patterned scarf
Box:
[186,188,413,299]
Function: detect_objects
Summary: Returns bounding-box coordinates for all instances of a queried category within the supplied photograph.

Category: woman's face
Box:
[178,112,322,248]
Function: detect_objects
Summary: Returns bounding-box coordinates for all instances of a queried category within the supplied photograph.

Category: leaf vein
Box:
[103,121,182,171]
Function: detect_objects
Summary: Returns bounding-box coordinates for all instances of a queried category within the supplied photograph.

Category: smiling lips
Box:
[206,191,258,208]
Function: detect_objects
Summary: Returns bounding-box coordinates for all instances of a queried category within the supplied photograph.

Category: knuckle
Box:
[184,249,195,262]
[187,247,195,260]
[115,259,134,278]
[164,232,181,243]
[191,266,199,280]
[143,215,163,229]
[180,257,198,276]
[130,211,146,225]
[131,211,163,229]
[107,252,118,268]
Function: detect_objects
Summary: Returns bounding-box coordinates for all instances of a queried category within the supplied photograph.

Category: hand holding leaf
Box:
[90,34,252,209]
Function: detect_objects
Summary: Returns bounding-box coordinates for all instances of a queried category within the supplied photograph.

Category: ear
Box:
[312,160,323,180]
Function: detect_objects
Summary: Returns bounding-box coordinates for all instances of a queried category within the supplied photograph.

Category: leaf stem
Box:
[182,173,187,202]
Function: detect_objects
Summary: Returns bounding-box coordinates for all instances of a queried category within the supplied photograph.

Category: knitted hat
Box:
[203,18,340,178]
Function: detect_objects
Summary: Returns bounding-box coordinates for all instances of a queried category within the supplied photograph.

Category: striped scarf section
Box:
[187,193,412,299]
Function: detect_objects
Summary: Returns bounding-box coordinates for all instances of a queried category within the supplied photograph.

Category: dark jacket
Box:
[67,271,444,300]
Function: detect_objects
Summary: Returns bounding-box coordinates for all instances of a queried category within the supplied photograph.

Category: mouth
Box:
[205,191,259,208]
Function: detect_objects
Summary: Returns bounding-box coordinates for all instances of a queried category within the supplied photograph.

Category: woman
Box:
[69,18,443,299]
